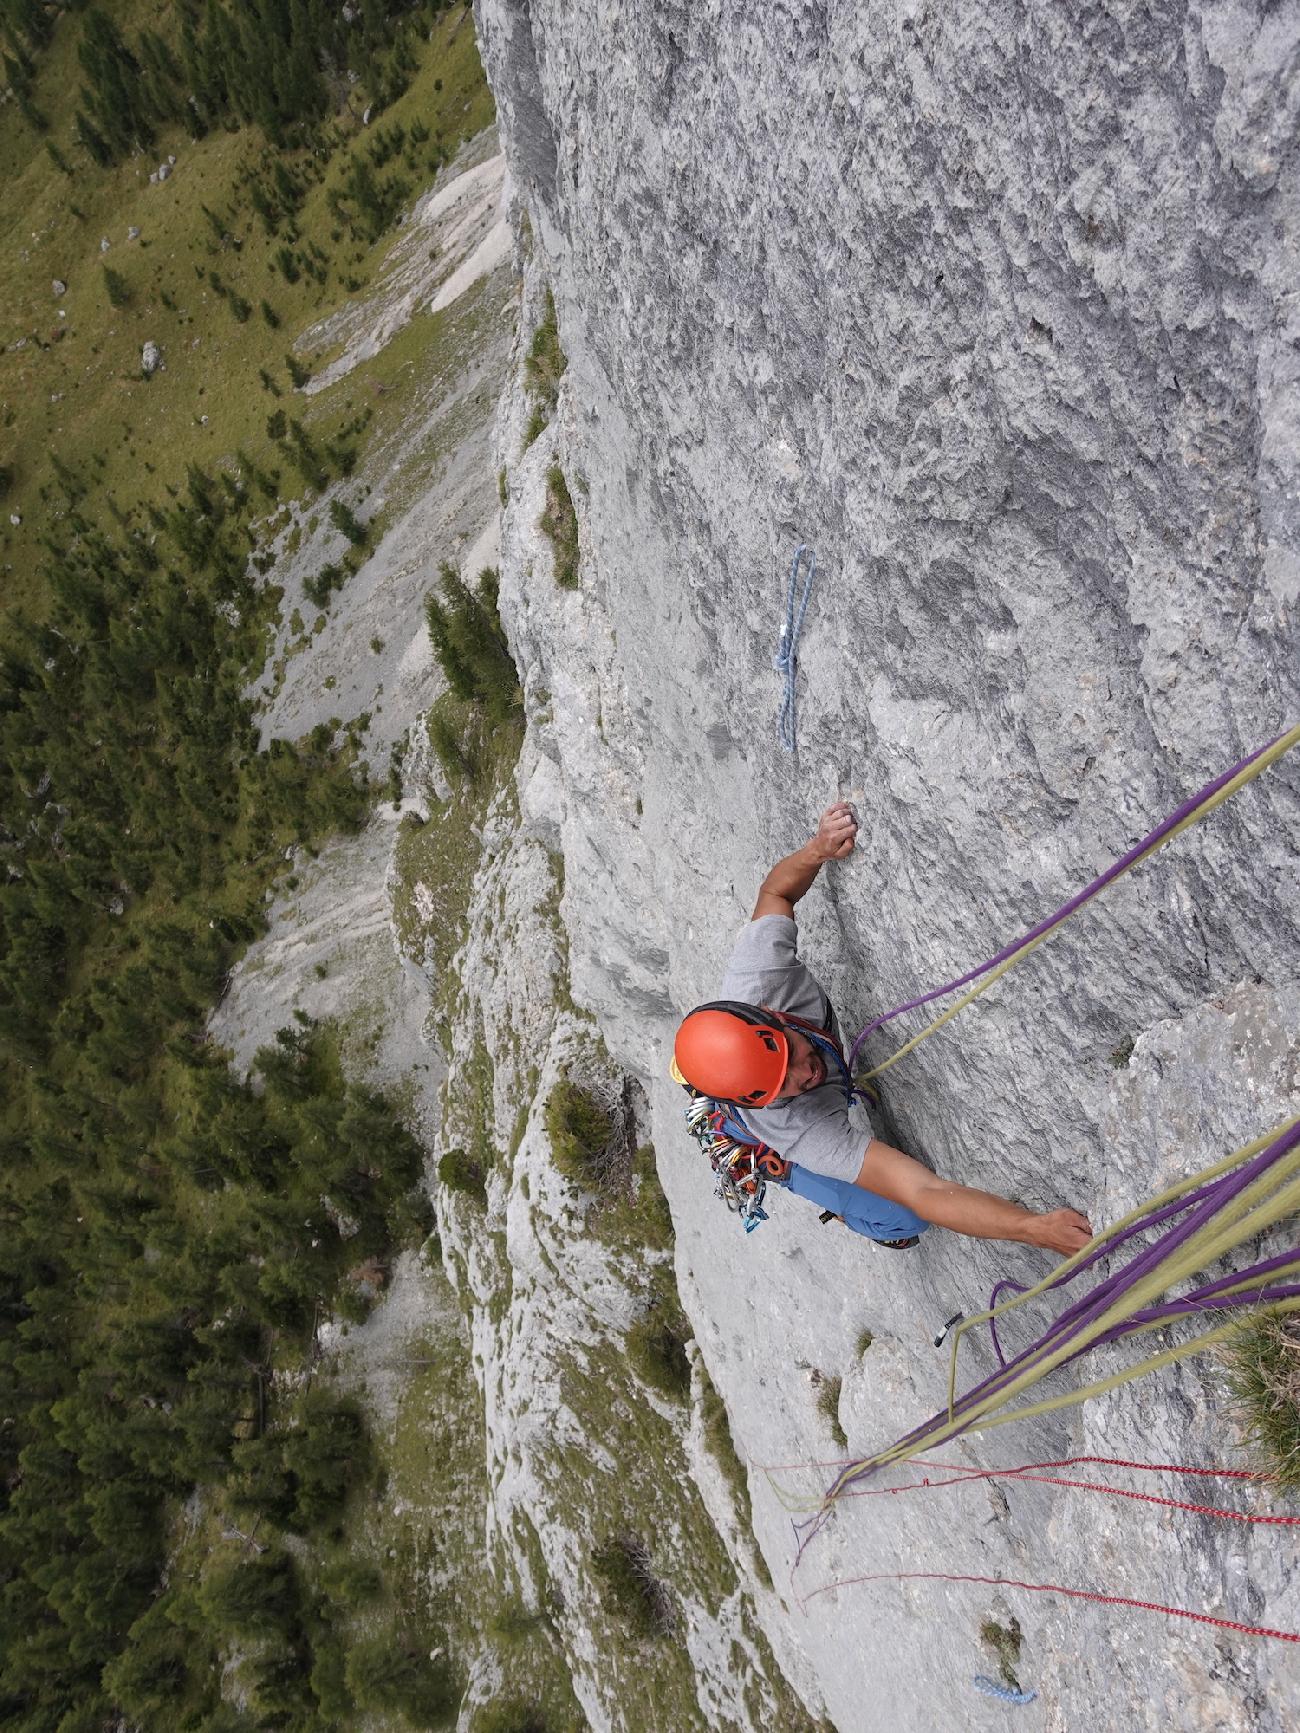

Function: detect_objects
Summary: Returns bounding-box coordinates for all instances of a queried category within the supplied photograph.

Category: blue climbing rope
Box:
[973,1675,1038,1706]
[773,543,816,753]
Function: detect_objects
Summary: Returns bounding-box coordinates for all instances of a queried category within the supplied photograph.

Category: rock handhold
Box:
[141,340,161,375]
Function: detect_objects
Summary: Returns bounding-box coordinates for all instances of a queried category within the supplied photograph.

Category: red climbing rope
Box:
[764,1449,1300,1640]
[839,1453,1300,1528]
[969,1452,1263,1480]
[799,1568,1300,1644]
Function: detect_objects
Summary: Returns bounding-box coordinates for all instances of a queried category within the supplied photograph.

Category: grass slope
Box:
[0,6,512,1727]
[0,0,492,608]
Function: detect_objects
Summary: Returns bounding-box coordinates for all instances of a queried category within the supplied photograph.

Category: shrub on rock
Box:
[544,1079,614,1186]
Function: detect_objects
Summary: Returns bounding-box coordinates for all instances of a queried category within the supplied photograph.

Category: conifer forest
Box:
[0,3,499,1726]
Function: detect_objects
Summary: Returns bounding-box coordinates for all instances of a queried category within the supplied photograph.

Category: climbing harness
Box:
[675,1007,884,1238]
[973,1677,1037,1707]
[773,543,816,753]
[847,721,1300,1079]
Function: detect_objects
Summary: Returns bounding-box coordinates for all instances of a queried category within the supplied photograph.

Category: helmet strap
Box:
[762,1008,862,1108]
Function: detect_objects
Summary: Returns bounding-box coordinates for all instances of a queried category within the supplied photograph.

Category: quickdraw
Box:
[683,1091,790,1232]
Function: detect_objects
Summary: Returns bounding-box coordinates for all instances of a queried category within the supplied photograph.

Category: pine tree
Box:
[101,1593,199,1725]
[424,563,520,722]
[77,10,153,161]
[102,264,131,309]
[424,575,477,702]
[328,498,367,546]
[10,0,53,48]
[285,0,326,121]
[202,1550,301,1639]
[74,109,113,168]
[134,28,184,129]
[345,1635,455,1721]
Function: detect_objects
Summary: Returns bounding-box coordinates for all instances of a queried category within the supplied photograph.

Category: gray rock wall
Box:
[478,3,1300,1726]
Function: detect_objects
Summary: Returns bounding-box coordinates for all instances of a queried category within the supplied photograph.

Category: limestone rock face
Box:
[477,3,1300,1727]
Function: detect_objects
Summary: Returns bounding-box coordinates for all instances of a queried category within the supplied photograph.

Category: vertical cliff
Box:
[475,4,1299,1728]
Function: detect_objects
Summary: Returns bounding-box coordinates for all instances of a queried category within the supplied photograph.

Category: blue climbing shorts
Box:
[784,1161,930,1243]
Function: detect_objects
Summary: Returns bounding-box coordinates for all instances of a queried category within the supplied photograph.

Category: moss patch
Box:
[979,1616,1024,1690]
[1224,1309,1300,1487]
[540,462,580,588]
[816,1375,847,1451]
[522,285,566,449]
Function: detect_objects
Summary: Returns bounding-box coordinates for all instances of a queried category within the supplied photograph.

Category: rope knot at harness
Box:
[773,543,817,753]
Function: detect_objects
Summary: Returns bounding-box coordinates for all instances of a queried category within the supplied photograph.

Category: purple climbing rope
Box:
[847,728,1293,1072]
[961,1119,1300,1398]
[794,1115,1300,1558]
[983,1167,1300,1366]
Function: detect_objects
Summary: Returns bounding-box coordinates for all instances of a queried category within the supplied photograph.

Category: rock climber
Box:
[673,803,1093,1257]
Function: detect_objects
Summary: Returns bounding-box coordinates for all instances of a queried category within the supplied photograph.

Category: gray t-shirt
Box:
[717,915,873,1184]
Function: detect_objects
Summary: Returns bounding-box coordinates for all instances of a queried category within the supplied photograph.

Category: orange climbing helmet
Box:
[672,1001,790,1107]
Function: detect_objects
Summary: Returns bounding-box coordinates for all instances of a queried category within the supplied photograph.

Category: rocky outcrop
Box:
[476,4,1300,1728]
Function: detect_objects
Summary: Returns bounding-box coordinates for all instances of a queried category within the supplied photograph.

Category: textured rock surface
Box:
[209,124,817,1730]
[421,775,815,1729]
[477,3,1300,1727]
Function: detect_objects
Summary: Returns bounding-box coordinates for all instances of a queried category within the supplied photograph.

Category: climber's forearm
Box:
[858,1140,1093,1257]
[752,842,827,920]
[752,805,858,920]
[909,1173,1047,1245]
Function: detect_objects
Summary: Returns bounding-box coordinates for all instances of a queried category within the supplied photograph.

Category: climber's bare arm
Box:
[752,803,858,921]
[858,1140,1093,1258]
